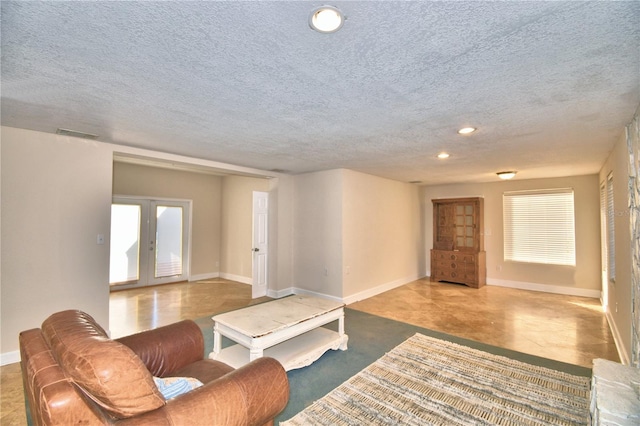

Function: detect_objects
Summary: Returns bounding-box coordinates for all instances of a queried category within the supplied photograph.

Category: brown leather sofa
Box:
[19,310,289,425]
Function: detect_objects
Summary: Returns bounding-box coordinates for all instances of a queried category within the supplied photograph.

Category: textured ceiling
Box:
[2,1,639,184]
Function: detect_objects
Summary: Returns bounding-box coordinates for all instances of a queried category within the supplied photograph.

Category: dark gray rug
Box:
[195,308,591,425]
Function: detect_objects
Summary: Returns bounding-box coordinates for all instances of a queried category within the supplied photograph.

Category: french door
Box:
[109,197,190,288]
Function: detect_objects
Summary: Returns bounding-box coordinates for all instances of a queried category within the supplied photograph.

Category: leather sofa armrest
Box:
[118,357,290,426]
[116,320,204,377]
[168,357,289,426]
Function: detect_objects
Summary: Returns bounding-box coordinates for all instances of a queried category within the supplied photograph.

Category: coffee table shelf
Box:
[214,327,346,371]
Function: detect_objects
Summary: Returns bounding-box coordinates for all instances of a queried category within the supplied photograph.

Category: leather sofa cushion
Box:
[173,359,235,384]
[41,310,165,419]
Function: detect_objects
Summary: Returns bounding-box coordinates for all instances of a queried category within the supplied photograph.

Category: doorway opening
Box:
[109,196,191,289]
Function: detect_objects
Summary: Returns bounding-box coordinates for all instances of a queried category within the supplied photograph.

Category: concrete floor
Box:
[1,278,619,425]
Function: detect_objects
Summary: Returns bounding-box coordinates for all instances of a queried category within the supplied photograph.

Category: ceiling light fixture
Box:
[437,152,450,159]
[497,171,517,180]
[457,127,476,135]
[309,6,344,33]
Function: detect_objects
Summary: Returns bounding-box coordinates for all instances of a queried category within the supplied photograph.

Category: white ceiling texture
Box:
[2,1,639,185]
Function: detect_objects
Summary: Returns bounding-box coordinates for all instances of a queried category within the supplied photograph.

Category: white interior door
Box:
[110,197,190,288]
[252,191,269,298]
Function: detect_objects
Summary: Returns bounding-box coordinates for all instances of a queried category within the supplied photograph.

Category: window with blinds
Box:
[606,173,615,281]
[600,182,607,275]
[503,189,576,266]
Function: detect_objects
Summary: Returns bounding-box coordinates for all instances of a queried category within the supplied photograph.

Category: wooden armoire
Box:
[430,197,486,288]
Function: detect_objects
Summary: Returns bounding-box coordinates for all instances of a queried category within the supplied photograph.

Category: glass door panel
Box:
[109,204,142,285]
[147,200,189,286]
[453,202,476,249]
[154,205,184,279]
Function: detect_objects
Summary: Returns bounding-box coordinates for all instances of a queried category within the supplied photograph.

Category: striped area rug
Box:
[282,333,590,426]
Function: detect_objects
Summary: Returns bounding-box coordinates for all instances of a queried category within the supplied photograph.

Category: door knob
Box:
[252,248,260,252]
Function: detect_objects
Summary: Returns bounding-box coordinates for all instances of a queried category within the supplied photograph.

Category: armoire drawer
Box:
[430,248,484,288]
[433,251,475,264]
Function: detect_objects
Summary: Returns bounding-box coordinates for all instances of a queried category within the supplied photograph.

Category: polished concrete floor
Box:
[349,279,619,367]
[1,278,620,425]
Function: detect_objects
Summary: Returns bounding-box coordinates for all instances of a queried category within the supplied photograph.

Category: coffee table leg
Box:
[249,347,263,362]
[213,325,221,356]
[338,311,348,350]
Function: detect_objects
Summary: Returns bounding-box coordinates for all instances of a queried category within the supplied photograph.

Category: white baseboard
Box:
[290,288,344,303]
[189,273,253,285]
[268,275,424,305]
[189,272,219,281]
[343,275,423,305]
[276,277,420,305]
[218,273,252,285]
[487,278,602,299]
[268,287,295,298]
[1,350,20,366]
[605,309,631,365]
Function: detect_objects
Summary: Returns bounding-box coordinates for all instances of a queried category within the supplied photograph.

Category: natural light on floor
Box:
[569,300,606,313]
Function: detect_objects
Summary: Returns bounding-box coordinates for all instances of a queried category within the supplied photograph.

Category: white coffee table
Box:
[208,295,348,371]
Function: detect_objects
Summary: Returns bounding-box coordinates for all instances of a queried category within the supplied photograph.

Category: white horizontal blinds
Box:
[600,182,607,273]
[606,173,615,281]
[503,188,576,266]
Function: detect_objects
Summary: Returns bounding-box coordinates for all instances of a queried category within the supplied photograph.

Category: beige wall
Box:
[293,170,344,297]
[112,162,223,279]
[422,174,602,295]
[220,175,269,281]
[268,175,295,294]
[1,127,113,356]
[293,169,424,301]
[599,130,633,363]
[342,170,423,299]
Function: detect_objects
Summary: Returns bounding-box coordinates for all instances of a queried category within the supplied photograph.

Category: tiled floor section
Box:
[1,278,620,425]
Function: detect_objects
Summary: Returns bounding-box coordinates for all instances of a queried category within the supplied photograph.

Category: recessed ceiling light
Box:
[457,127,476,135]
[437,152,450,159]
[497,171,517,180]
[309,6,344,33]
